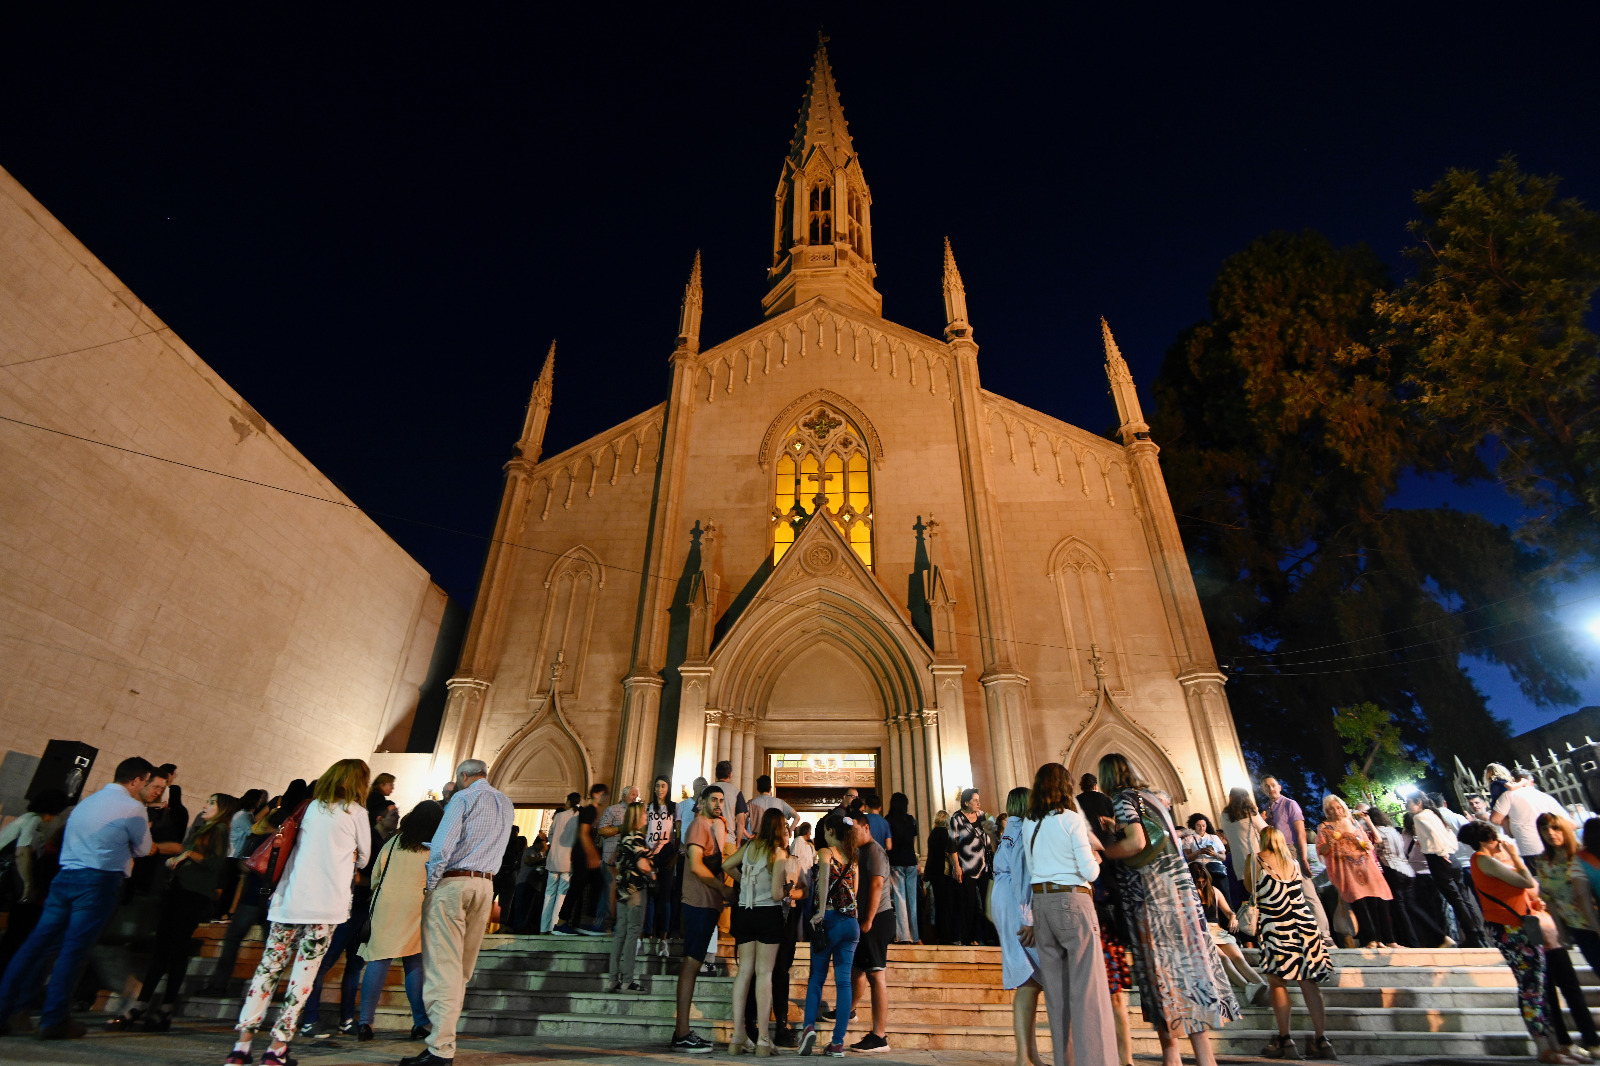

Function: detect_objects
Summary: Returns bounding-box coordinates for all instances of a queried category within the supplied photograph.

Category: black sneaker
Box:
[774,1028,799,1049]
[851,1034,890,1054]
[672,1032,714,1054]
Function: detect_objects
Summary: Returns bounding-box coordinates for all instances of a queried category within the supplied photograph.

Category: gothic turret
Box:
[942,237,972,340]
[514,340,556,463]
[675,251,704,355]
[761,35,881,318]
[1101,317,1150,444]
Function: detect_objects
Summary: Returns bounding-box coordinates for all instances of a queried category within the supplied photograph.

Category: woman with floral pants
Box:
[229,761,371,1066]
[238,923,337,1043]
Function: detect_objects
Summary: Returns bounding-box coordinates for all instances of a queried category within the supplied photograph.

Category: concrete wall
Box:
[0,165,445,818]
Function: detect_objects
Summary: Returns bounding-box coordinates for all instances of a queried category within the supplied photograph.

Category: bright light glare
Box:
[1396,784,1422,797]
[1588,615,1600,641]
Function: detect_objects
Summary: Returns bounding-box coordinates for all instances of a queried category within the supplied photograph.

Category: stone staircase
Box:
[178,926,1565,1058]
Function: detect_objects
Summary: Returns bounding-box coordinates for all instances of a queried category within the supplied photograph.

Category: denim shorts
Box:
[681,903,721,963]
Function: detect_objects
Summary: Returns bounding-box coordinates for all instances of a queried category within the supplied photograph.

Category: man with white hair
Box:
[402,759,512,1066]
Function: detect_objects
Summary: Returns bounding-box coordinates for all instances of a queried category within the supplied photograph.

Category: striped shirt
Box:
[425,778,514,891]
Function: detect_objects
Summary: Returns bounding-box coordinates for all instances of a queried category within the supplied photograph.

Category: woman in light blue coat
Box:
[992,787,1045,1066]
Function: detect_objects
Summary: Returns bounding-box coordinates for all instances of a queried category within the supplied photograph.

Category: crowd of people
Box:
[0,751,1594,1065]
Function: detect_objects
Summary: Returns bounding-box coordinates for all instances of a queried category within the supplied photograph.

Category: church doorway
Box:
[768,750,880,820]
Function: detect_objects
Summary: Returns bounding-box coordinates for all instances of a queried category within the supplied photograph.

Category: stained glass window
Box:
[771,403,873,568]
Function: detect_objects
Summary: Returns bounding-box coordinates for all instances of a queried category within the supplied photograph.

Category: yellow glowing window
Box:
[771,404,873,569]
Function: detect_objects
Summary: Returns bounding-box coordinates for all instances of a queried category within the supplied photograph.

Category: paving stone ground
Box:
[0,1017,1538,1066]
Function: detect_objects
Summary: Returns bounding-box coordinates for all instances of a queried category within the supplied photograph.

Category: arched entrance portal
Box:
[670,510,953,837]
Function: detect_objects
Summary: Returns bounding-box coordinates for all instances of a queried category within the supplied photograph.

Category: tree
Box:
[1376,156,1600,560]
[1152,230,1585,797]
[1332,702,1425,818]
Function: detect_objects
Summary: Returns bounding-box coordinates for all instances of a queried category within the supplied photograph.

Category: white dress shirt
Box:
[1020,808,1100,887]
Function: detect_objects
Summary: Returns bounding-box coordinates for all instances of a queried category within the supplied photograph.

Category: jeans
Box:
[647,872,675,938]
[0,867,123,1028]
[359,954,427,1027]
[891,866,919,943]
[803,910,859,1045]
[608,895,647,982]
[303,900,366,1028]
[560,862,603,928]
[1424,853,1485,946]
[210,900,268,989]
[136,886,212,1011]
[599,862,616,929]
[540,871,570,932]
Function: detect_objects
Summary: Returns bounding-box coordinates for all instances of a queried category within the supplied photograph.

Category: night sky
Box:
[3,6,1598,731]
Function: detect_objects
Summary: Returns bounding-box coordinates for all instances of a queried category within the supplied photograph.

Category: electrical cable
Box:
[0,408,1589,675]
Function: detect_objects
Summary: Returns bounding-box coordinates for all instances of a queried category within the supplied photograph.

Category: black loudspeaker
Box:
[27,740,98,805]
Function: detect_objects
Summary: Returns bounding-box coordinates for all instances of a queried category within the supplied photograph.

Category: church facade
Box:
[431,42,1248,828]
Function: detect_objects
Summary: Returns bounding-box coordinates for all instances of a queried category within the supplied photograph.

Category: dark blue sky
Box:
[2,5,1596,733]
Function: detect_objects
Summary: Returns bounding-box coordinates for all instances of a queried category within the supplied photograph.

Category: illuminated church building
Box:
[434,42,1248,825]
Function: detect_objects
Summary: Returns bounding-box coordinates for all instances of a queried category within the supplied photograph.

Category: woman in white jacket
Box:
[227,760,372,1066]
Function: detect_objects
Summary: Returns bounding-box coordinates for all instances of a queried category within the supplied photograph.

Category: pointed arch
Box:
[1047,537,1130,695]
[530,545,606,700]
[758,389,884,471]
[491,713,594,806]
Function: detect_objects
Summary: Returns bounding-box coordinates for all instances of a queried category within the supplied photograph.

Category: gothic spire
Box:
[516,340,556,462]
[1101,317,1150,444]
[943,237,971,340]
[676,251,703,354]
[790,33,855,163]
[762,37,879,318]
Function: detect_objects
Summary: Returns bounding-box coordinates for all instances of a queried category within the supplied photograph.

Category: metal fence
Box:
[1454,741,1597,816]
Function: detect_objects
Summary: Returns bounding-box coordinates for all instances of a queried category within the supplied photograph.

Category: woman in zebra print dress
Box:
[1256,826,1333,1060]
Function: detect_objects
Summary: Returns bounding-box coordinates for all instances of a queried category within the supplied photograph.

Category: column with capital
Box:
[672,665,713,790]
[741,718,758,803]
[920,709,945,833]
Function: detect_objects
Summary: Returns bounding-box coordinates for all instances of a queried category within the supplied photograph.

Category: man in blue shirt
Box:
[0,756,166,1039]
[405,758,513,1066]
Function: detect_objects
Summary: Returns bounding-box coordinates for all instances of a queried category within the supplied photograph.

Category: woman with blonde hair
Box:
[1254,825,1333,1059]
[108,793,241,1030]
[609,802,655,993]
[357,799,443,1041]
[1316,794,1397,947]
[1099,754,1237,1066]
[226,760,371,1066]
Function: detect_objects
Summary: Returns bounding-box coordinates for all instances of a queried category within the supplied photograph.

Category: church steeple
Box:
[515,340,556,462]
[762,35,881,319]
[1101,317,1150,444]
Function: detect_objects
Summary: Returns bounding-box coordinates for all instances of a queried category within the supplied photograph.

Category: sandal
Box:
[1262,1034,1300,1060]
[104,1009,143,1031]
[1541,1053,1584,1066]
[1308,1034,1337,1059]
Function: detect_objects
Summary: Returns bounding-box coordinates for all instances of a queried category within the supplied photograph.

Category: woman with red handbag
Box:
[226,760,372,1066]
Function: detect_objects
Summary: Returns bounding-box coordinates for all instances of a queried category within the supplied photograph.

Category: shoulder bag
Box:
[1123,791,1174,868]
[245,799,310,894]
